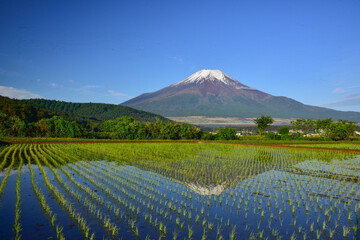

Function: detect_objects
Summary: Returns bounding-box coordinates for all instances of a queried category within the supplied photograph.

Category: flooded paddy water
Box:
[0,143,359,239]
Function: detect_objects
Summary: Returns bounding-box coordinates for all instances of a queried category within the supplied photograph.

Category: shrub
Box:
[266,132,281,140]
[328,120,356,140]
[279,126,290,135]
[201,133,216,140]
[216,128,237,140]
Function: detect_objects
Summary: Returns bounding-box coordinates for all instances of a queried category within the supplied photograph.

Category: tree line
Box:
[1,112,358,141]
[254,115,358,140]
[1,111,190,139]
[0,94,358,141]
[98,116,202,140]
[0,95,234,140]
[1,107,245,141]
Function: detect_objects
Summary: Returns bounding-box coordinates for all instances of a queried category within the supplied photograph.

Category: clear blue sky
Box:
[1,0,359,112]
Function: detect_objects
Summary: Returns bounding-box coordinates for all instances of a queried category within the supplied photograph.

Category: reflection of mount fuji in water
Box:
[187,156,360,196]
[78,144,359,196]
[186,182,227,196]
[131,149,278,195]
[132,150,359,196]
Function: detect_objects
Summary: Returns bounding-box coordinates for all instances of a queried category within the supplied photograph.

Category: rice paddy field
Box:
[0,142,359,240]
[283,143,360,150]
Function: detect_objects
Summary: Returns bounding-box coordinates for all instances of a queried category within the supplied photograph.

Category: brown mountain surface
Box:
[122,69,360,122]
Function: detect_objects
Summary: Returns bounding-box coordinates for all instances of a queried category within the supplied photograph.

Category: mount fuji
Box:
[122,70,360,122]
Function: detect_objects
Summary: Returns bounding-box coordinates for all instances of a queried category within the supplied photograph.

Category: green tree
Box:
[290,118,315,135]
[0,111,17,136]
[278,126,290,135]
[328,120,356,140]
[179,124,201,139]
[99,117,202,140]
[12,120,27,137]
[36,116,85,138]
[315,118,332,136]
[216,127,237,140]
[254,115,274,135]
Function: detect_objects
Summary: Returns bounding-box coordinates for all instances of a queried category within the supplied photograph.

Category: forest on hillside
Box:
[21,98,169,122]
[0,96,201,139]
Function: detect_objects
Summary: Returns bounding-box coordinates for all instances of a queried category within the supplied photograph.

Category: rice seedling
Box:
[0,145,19,199]
[188,225,193,239]
[343,226,350,238]
[229,225,236,240]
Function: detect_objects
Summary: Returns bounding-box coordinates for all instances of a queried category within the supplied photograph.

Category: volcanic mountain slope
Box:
[122,69,360,121]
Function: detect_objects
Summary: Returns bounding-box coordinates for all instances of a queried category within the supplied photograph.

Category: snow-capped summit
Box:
[173,69,252,89]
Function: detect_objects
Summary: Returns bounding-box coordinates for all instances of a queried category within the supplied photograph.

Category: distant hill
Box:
[0,95,55,122]
[122,69,360,122]
[21,98,170,123]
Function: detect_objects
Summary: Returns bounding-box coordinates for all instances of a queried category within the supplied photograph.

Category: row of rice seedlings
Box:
[59,143,298,237]
[67,142,196,163]
[13,145,23,240]
[62,149,183,238]
[0,144,18,172]
[0,145,9,157]
[284,163,350,238]
[286,143,360,150]
[116,158,245,238]
[77,143,285,188]
[82,144,254,193]
[48,144,154,238]
[35,145,119,238]
[27,145,94,239]
[0,144,16,169]
[23,145,66,240]
[89,161,173,213]
[82,163,189,238]
[132,144,355,238]
[42,145,107,207]
[81,144,204,186]
[77,154,229,239]
[48,144,158,235]
[262,157,359,239]
[38,144,120,237]
[73,161,149,236]
[50,143,360,239]
[0,145,20,199]
[166,147,346,237]
[66,143,221,183]
[76,165,145,237]
[247,177,313,237]
[187,147,350,228]
[81,146,354,206]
